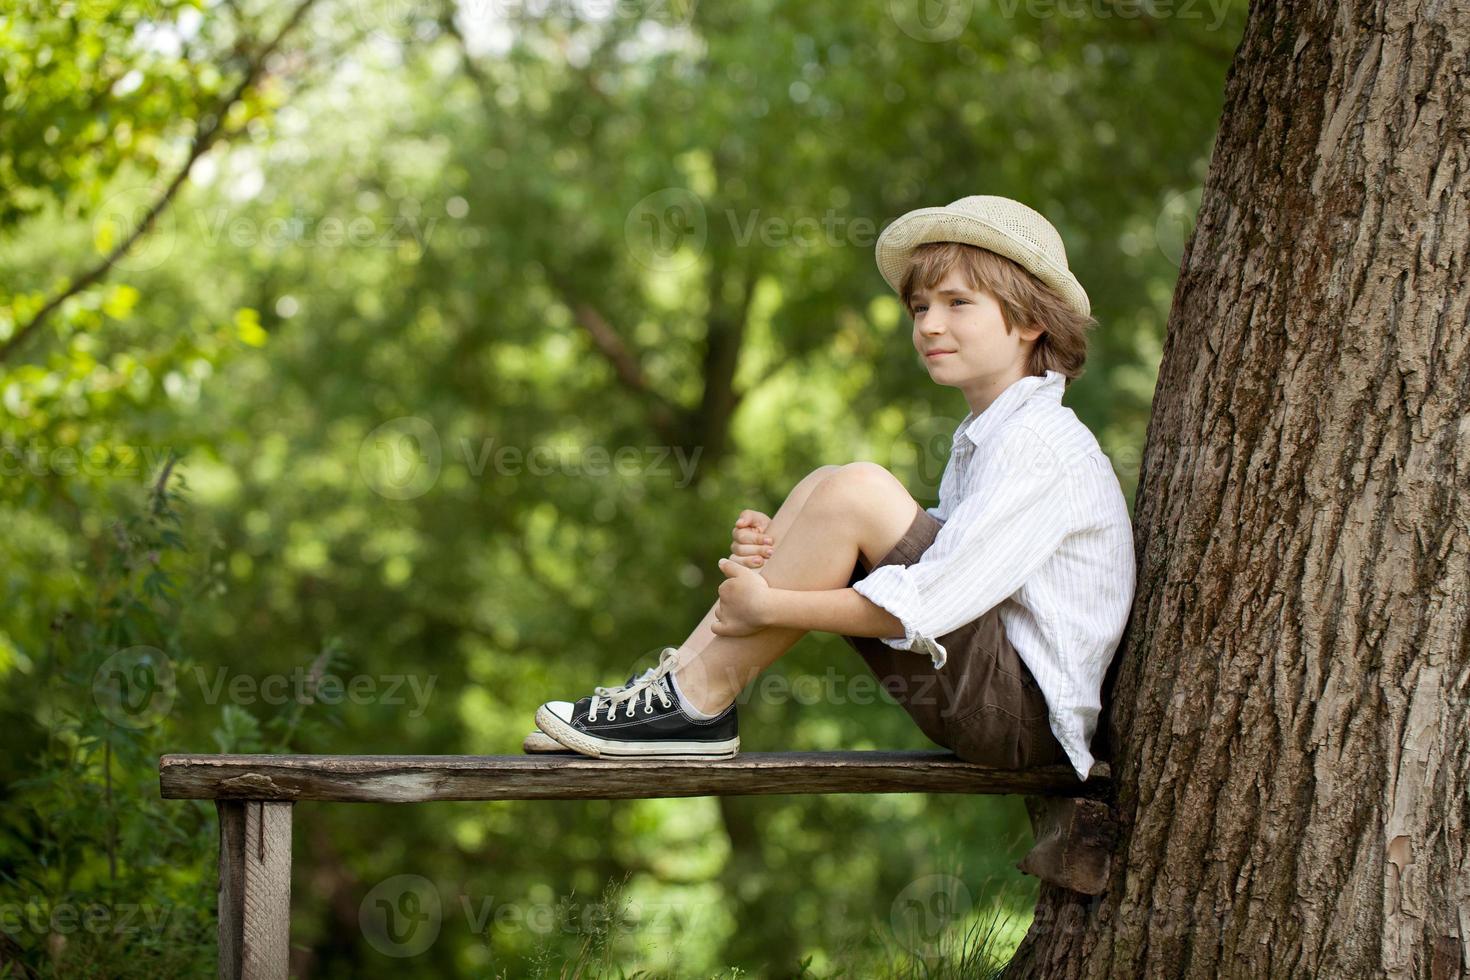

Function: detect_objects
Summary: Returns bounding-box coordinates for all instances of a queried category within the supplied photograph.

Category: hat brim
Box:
[875,207,1091,318]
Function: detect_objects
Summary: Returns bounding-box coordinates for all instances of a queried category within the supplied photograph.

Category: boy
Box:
[532,195,1136,781]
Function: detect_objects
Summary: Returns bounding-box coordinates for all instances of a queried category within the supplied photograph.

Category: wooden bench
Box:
[158,750,1114,979]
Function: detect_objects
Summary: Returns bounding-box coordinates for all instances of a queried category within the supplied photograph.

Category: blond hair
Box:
[899,241,1096,381]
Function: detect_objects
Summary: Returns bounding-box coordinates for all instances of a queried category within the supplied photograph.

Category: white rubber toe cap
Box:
[542,700,575,723]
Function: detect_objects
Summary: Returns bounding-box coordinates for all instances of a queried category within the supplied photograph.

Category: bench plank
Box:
[161,751,1109,803]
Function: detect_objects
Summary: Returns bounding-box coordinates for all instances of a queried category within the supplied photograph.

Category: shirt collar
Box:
[955,370,1066,448]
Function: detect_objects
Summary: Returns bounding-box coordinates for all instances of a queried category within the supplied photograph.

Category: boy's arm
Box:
[848,425,1076,668]
[763,587,907,639]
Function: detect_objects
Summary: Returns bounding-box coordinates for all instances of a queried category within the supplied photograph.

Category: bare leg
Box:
[672,465,842,661]
[672,462,922,715]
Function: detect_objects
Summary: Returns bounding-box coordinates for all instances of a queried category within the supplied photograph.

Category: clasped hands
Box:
[712,509,778,637]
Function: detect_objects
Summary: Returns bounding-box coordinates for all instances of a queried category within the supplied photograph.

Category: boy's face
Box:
[908,266,1042,396]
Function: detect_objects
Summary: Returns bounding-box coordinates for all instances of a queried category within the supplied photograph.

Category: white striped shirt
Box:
[851,369,1135,779]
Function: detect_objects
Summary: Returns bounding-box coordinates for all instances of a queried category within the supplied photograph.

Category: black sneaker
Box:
[534,648,739,760]
[523,662,662,754]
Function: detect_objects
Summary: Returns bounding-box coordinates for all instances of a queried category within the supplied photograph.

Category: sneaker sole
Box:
[534,705,740,760]
[523,730,575,753]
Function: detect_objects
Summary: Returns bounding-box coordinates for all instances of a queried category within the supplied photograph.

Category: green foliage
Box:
[2,461,218,975]
[1,0,1246,974]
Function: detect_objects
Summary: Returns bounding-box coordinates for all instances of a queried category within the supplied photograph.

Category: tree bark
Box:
[1009,0,1470,976]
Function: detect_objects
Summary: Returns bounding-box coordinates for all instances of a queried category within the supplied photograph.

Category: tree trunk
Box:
[1008,0,1470,976]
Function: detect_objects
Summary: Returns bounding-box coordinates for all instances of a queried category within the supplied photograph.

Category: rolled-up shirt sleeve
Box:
[851,425,1076,669]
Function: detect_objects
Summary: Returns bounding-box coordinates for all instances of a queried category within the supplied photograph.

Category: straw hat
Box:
[875,195,1090,318]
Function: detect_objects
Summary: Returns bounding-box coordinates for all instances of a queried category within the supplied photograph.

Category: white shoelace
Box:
[593,665,656,698]
[589,647,681,722]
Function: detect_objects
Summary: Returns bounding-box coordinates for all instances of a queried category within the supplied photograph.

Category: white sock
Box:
[669,670,720,719]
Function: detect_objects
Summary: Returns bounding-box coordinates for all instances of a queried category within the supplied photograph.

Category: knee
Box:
[788,464,842,501]
[802,464,843,486]
[809,461,902,510]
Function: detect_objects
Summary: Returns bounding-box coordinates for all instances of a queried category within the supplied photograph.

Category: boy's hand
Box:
[712,558,773,636]
[729,509,775,568]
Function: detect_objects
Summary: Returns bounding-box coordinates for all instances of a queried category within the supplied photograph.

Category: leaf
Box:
[101,283,141,319]
[234,308,267,347]
[211,704,263,754]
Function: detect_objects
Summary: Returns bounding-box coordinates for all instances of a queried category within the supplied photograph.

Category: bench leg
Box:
[216,800,293,980]
[1016,796,1117,895]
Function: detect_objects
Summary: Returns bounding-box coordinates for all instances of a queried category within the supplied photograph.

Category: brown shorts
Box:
[841,505,1068,770]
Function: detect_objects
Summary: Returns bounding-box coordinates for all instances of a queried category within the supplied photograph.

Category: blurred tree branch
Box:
[437,0,489,94]
[694,255,758,465]
[438,1,699,453]
[544,269,687,448]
